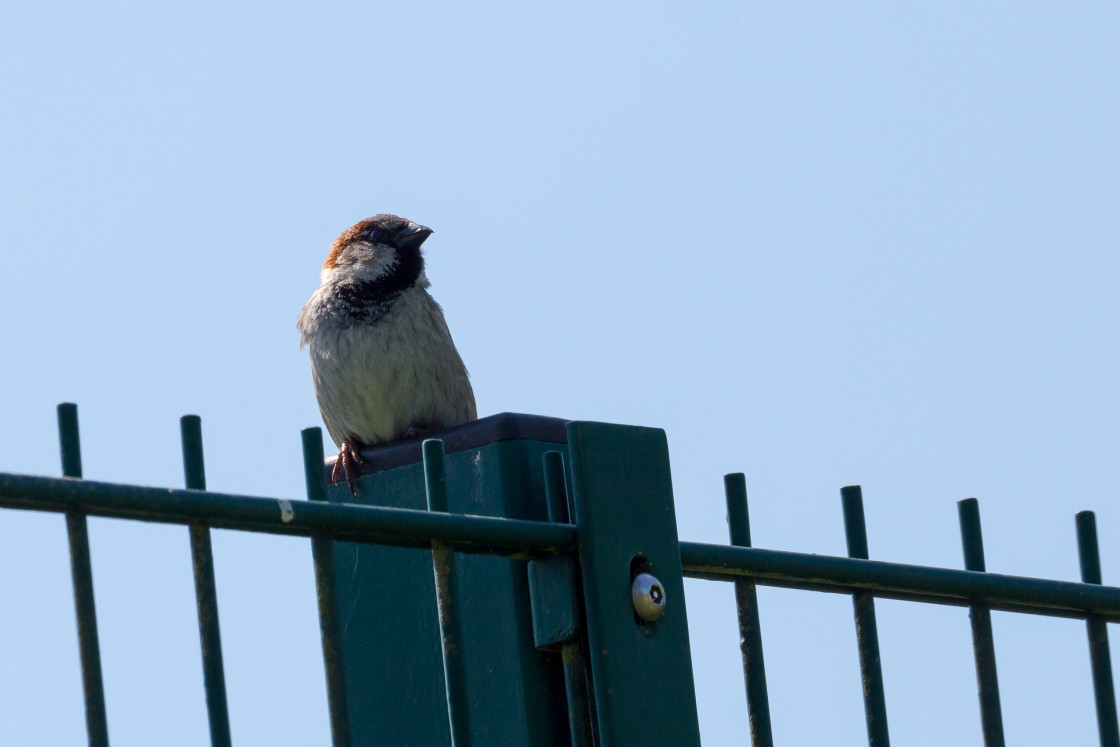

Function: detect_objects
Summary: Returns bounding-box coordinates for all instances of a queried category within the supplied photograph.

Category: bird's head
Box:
[321,214,432,286]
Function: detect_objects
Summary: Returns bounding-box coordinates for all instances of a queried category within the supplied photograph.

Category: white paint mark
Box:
[278,499,295,523]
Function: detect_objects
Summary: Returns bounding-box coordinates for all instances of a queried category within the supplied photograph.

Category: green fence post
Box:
[319,414,573,745]
[566,421,701,746]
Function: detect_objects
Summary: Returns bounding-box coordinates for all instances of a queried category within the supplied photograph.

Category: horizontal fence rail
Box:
[0,473,576,559]
[9,470,1116,621]
[680,542,1120,621]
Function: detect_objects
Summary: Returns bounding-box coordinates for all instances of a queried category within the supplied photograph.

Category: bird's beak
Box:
[394,223,434,251]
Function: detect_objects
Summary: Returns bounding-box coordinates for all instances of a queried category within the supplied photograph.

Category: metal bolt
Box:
[631,572,666,622]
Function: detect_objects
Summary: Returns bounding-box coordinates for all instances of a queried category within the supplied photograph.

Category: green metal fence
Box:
[1,403,1118,746]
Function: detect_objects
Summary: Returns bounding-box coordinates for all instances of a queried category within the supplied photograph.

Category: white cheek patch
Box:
[321,242,399,284]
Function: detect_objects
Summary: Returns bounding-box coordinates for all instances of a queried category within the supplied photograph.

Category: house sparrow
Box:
[297,214,477,494]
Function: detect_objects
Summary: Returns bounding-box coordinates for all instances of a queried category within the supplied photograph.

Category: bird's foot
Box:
[331,439,364,497]
[402,426,427,439]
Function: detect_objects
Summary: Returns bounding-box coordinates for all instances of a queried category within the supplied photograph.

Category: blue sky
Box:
[1,2,1118,745]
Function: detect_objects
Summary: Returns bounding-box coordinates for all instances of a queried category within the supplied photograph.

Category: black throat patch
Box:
[323,245,424,327]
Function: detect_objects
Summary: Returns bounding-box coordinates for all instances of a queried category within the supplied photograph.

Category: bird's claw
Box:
[331,440,363,497]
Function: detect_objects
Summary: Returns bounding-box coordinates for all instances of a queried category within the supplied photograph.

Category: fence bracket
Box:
[566,421,701,747]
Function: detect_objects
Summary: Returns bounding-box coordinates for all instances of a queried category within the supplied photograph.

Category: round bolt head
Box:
[631,572,667,622]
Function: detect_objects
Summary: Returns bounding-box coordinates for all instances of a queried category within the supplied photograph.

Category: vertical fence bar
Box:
[841,485,890,747]
[560,646,592,747]
[1077,511,1120,747]
[424,439,472,746]
[724,473,774,747]
[180,416,232,747]
[542,450,571,526]
[543,450,593,747]
[302,428,352,747]
[957,498,1005,747]
[58,403,110,747]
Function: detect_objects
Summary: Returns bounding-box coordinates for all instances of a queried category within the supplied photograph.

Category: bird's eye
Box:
[364,228,384,243]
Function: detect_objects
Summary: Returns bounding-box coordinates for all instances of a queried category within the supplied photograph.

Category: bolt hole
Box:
[630,553,651,581]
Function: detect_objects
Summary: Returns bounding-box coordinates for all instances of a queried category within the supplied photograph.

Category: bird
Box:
[297,214,477,494]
